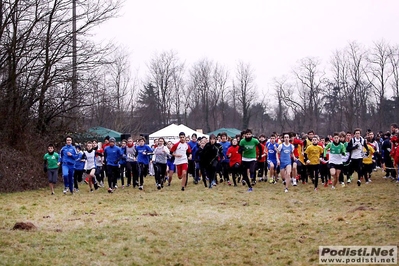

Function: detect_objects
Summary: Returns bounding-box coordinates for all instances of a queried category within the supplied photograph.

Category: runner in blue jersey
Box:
[266,134,279,184]
[58,136,78,194]
[277,133,296,193]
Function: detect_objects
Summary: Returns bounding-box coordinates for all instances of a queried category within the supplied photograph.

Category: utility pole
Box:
[72,0,78,126]
[72,0,78,102]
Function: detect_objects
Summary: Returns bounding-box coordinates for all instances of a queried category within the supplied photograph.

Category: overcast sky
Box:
[93,0,399,92]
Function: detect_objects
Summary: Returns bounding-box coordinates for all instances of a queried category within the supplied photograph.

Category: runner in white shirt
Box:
[170,132,192,191]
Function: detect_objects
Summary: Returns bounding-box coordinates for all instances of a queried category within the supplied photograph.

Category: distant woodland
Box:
[1,1,398,147]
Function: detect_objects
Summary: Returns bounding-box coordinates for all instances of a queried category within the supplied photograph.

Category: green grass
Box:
[0,171,398,266]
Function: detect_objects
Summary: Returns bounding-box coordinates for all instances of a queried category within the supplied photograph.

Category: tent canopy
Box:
[207,128,241,138]
[88,126,122,142]
[149,124,208,145]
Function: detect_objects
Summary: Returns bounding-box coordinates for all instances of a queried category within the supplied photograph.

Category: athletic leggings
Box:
[339,164,350,183]
[119,164,126,186]
[297,161,307,183]
[73,169,84,189]
[95,166,105,183]
[308,164,320,188]
[221,161,230,181]
[320,163,330,183]
[230,164,242,186]
[384,156,397,178]
[138,163,149,186]
[349,158,363,181]
[241,161,256,188]
[126,161,138,186]
[200,166,208,187]
[154,162,167,186]
[257,161,267,178]
[106,165,119,189]
[363,163,373,181]
[188,160,196,178]
[205,164,217,188]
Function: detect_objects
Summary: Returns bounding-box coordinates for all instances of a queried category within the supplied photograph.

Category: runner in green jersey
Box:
[324,133,346,189]
[43,144,59,195]
[239,129,262,192]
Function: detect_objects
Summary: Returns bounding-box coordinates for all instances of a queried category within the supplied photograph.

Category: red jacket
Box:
[227,145,241,167]
[290,138,303,158]
[256,143,267,163]
[390,142,399,164]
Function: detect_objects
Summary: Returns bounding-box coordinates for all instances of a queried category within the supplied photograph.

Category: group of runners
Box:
[43,124,399,194]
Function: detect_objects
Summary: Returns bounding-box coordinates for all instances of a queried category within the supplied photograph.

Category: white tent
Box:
[148,124,208,146]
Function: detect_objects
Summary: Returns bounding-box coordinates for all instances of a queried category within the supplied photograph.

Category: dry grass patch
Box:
[0,171,398,265]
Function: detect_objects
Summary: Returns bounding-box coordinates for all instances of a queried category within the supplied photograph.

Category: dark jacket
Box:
[199,142,223,168]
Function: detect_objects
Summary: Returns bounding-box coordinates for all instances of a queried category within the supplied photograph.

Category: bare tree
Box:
[272,77,292,133]
[171,62,186,124]
[365,40,393,128]
[180,83,192,126]
[85,73,111,127]
[293,57,325,132]
[345,41,370,130]
[187,58,213,132]
[103,46,133,132]
[146,50,184,127]
[234,61,256,129]
[210,63,229,129]
[0,0,123,143]
[389,45,399,122]
[329,49,351,130]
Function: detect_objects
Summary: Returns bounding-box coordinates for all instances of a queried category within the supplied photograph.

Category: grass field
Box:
[0,171,398,266]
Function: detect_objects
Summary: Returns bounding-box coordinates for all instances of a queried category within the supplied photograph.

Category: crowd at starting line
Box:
[43,124,399,195]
